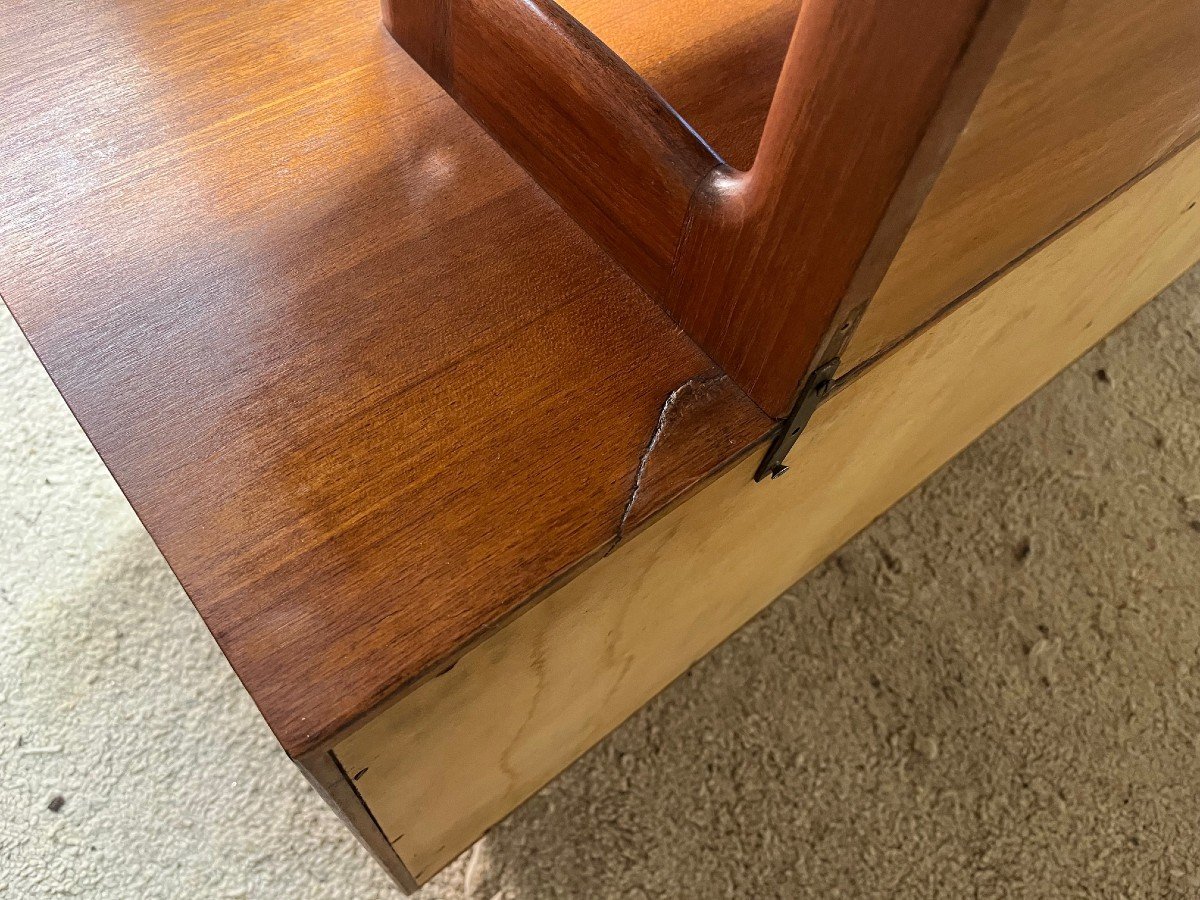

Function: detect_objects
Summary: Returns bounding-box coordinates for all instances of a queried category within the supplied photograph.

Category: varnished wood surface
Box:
[384,0,723,297]
[382,0,451,85]
[668,0,1023,416]
[580,0,1200,372]
[387,0,1021,417]
[558,0,1200,379]
[337,133,1200,883]
[845,0,1200,368]
[0,0,778,757]
[561,0,797,173]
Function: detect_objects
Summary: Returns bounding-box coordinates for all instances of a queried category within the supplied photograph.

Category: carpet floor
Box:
[2,267,1199,899]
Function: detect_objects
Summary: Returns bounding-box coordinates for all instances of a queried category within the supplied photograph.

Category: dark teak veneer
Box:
[4,0,1199,890]
[385,0,1027,416]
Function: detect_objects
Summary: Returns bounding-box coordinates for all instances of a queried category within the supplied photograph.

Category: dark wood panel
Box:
[667,0,1027,417]
[846,0,1200,368]
[384,0,724,296]
[382,0,1022,417]
[0,0,774,756]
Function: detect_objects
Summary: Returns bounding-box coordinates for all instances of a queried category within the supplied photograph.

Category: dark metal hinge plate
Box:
[754,357,840,482]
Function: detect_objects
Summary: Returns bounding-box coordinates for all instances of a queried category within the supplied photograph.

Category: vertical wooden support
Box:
[669,0,1028,416]
[381,0,452,87]
[382,0,1028,418]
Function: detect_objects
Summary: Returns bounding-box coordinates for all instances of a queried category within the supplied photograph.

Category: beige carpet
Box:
[2,267,1199,899]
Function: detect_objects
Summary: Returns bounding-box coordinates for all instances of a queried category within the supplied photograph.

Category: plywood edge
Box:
[297,749,420,893]
[333,133,1200,885]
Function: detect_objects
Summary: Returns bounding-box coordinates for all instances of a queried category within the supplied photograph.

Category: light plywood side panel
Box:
[335,138,1200,885]
[845,0,1200,369]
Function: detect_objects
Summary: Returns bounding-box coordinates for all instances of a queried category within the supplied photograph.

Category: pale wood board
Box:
[335,135,1200,884]
[845,0,1200,368]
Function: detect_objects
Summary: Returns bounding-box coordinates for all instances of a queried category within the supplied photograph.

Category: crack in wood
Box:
[611,372,722,550]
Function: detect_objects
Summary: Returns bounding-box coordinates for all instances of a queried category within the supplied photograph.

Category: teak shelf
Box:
[3,0,1199,890]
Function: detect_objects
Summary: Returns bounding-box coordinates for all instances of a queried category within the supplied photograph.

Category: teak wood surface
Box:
[1,0,780,759]
[564,0,1200,374]
[3,0,1198,768]
[845,0,1200,370]
[384,0,1027,416]
[338,131,1200,884]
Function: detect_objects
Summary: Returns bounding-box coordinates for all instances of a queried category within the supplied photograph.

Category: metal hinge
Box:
[754,357,840,482]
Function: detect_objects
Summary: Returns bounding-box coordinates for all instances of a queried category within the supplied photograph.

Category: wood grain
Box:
[336,133,1200,883]
[298,750,417,891]
[667,0,1026,417]
[570,0,1200,376]
[380,0,451,86]
[384,0,723,296]
[5,0,1196,785]
[7,0,1200,887]
[387,0,1200,411]
[0,0,774,758]
[561,0,799,172]
[845,0,1200,368]
[385,0,1022,416]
